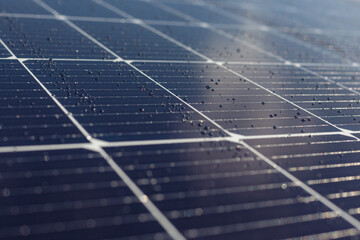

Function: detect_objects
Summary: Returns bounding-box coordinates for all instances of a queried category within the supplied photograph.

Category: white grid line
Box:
[0,10,358,70]
[91,0,360,232]
[92,0,352,142]
[0,143,94,153]
[35,0,236,139]
[2,10,357,35]
[3,56,358,67]
[2,0,359,236]
[0,34,185,240]
[171,1,360,100]
[2,130,359,153]
[140,0,360,139]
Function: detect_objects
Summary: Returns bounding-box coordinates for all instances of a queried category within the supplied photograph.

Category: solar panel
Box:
[1,0,360,239]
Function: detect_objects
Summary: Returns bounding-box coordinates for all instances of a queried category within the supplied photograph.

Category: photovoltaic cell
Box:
[0,60,85,146]
[26,60,224,141]
[74,21,203,60]
[0,18,113,59]
[0,149,170,239]
[0,43,11,57]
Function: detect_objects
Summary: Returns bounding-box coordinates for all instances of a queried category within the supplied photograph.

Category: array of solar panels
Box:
[1,0,360,239]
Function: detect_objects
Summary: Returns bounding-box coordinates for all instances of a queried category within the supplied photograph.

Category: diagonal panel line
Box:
[143,0,360,139]
[239,140,360,232]
[34,0,236,138]
[88,0,360,232]
[4,129,360,153]
[93,0,359,140]
[153,1,360,108]
[194,0,348,64]
[0,39,93,141]
[0,37,186,240]
[127,62,236,137]
[197,0,354,65]
[219,63,360,139]
[211,26,360,99]
[32,0,360,234]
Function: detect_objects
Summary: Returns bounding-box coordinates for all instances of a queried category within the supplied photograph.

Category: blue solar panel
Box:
[104,142,355,239]
[134,62,338,135]
[2,0,360,239]
[26,60,224,141]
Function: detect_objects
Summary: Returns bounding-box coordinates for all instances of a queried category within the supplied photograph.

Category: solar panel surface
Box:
[1,0,360,239]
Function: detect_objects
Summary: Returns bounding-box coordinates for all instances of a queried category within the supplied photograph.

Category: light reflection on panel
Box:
[151,25,279,62]
[226,64,360,131]
[106,141,355,239]
[135,62,338,135]
[246,135,360,225]
[27,60,224,141]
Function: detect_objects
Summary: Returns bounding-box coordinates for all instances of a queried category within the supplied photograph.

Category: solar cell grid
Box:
[134,62,339,135]
[281,31,360,64]
[226,64,360,131]
[152,25,279,62]
[26,60,224,141]
[0,149,170,239]
[245,135,360,219]
[0,60,86,146]
[0,17,113,59]
[222,28,344,64]
[74,21,203,60]
[1,0,360,239]
[105,142,356,239]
